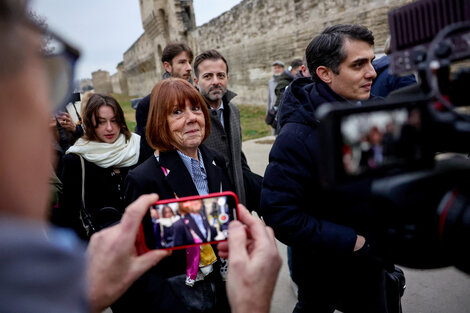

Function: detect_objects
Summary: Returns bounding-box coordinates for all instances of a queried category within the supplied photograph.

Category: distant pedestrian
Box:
[266,60,284,134]
[271,59,302,133]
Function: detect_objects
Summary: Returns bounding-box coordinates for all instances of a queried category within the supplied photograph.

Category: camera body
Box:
[315,0,470,274]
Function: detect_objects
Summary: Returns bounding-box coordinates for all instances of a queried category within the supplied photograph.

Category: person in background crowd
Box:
[371,37,416,98]
[54,94,141,240]
[0,2,281,313]
[267,60,285,134]
[193,50,263,212]
[52,109,84,176]
[136,42,194,163]
[261,24,398,313]
[274,58,303,108]
[270,58,303,133]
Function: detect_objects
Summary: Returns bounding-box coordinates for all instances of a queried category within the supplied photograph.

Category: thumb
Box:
[228,221,248,262]
[130,250,170,280]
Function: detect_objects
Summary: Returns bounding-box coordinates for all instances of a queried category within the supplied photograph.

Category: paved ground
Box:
[243,136,470,313]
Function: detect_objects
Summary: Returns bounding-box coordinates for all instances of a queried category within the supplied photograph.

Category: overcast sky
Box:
[30,0,242,80]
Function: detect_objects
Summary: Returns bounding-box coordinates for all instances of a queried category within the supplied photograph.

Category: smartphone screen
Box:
[140,191,239,251]
[340,106,424,176]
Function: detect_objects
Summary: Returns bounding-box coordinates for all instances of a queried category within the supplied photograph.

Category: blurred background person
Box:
[266,60,284,134]
[152,204,179,249]
[271,58,303,133]
[53,94,140,240]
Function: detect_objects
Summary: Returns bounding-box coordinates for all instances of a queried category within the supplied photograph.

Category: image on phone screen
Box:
[144,192,238,250]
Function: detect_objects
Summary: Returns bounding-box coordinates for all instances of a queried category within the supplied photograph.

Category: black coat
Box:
[372,55,416,98]
[261,78,389,311]
[54,153,131,239]
[135,94,154,163]
[113,144,232,313]
[172,212,218,247]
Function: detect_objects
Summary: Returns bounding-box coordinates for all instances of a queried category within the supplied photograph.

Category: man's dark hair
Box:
[306,24,374,82]
[290,59,303,69]
[193,49,229,78]
[161,42,193,65]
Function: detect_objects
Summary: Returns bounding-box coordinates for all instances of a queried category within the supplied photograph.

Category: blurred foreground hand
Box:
[86,194,170,313]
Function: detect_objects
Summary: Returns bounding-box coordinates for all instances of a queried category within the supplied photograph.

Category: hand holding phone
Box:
[217,204,282,313]
[140,191,239,251]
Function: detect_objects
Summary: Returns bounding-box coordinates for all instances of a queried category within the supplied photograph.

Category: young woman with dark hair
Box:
[54,93,140,239]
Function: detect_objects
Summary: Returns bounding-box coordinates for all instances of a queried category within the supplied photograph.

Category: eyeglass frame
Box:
[34,23,81,113]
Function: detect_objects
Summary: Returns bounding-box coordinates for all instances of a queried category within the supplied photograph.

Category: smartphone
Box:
[139,191,239,251]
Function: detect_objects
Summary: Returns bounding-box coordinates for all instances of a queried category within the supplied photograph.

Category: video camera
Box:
[316,0,470,274]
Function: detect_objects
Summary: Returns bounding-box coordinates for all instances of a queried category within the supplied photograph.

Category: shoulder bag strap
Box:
[77,154,96,236]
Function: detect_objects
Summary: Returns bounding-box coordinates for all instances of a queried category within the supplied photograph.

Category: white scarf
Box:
[66,133,141,168]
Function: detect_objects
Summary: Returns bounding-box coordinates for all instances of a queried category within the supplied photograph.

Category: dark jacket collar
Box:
[158,145,224,198]
[278,78,378,128]
[223,89,237,104]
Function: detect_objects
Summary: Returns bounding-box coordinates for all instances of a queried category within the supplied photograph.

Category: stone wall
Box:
[116,63,129,95]
[190,0,414,106]
[116,0,415,103]
[124,0,196,97]
[91,70,113,94]
[123,33,158,97]
[111,72,122,94]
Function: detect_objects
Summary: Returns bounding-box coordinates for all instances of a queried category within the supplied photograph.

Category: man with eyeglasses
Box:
[0,2,280,312]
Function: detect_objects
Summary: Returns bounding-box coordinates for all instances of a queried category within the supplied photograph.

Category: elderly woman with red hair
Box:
[115,78,232,313]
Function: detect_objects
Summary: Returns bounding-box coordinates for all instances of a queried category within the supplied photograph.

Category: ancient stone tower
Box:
[91,70,113,94]
[124,0,196,96]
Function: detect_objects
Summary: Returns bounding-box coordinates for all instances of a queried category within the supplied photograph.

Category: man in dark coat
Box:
[270,59,303,132]
[193,50,263,211]
[274,58,303,109]
[261,24,394,313]
[135,42,194,162]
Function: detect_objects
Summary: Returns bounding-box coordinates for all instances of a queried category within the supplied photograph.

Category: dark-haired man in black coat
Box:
[261,24,395,313]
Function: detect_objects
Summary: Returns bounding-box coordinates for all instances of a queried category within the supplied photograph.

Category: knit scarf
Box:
[66,133,141,168]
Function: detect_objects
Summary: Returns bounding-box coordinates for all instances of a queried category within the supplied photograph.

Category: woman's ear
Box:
[316,66,332,84]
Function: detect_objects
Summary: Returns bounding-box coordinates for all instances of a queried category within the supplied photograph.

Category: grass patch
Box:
[112,94,269,141]
[112,93,138,132]
[238,104,271,141]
